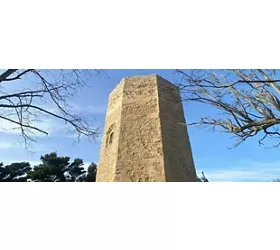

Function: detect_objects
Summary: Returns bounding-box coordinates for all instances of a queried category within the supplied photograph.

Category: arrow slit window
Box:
[106,123,115,146]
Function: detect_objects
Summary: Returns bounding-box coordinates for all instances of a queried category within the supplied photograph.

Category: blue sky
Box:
[1,69,280,182]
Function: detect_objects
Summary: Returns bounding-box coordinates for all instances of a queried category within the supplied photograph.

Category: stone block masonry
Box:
[96,74,197,182]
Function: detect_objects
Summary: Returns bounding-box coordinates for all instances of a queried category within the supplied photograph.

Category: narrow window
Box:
[109,132,114,144]
[105,123,115,147]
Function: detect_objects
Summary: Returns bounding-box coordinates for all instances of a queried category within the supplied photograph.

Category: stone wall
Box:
[157,76,197,181]
[96,79,125,182]
[96,74,197,182]
[115,75,165,181]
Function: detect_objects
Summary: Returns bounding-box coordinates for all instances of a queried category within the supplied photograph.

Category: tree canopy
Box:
[0,152,97,182]
[0,161,31,181]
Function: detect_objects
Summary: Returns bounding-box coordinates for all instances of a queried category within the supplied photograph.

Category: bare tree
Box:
[0,69,104,148]
[197,171,209,182]
[174,69,280,147]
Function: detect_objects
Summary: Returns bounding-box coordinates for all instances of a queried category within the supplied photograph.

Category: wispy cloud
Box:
[0,141,20,149]
[197,161,280,182]
[69,102,106,115]
[0,101,106,140]
[0,117,57,136]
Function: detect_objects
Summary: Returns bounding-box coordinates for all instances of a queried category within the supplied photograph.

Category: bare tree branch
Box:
[0,69,102,149]
[175,69,280,147]
[0,69,18,82]
[0,69,34,82]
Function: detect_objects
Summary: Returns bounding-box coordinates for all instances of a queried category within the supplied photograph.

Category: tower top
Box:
[109,74,178,98]
[119,74,176,86]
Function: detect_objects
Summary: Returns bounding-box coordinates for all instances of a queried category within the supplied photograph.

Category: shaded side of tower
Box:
[96,74,197,182]
[157,76,197,181]
[96,79,125,182]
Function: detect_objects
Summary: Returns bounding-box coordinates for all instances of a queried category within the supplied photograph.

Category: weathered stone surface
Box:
[96,74,197,182]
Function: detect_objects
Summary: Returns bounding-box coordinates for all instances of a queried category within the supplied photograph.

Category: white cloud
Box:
[69,102,106,115]
[0,141,41,150]
[0,101,105,140]
[197,161,280,182]
[0,117,57,136]
[0,119,23,135]
[0,141,20,149]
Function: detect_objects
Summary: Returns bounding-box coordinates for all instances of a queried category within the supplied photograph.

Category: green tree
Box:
[28,152,86,182]
[67,158,87,182]
[86,163,97,182]
[0,162,31,182]
[0,163,5,180]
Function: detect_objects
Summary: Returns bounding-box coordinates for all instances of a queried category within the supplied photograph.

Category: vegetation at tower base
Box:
[0,69,105,149]
[175,69,280,148]
[28,152,85,182]
[0,152,97,182]
[0,162,31,182]
[86,163,98,182]
[197,171,209,182]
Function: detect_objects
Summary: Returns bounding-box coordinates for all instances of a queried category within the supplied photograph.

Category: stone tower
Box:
[96,74,197,182]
